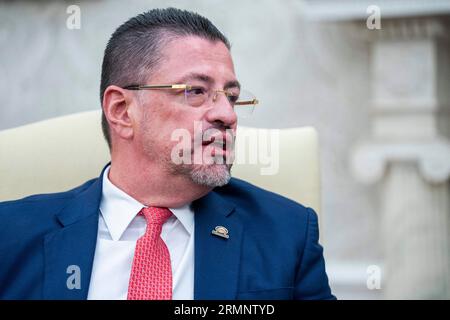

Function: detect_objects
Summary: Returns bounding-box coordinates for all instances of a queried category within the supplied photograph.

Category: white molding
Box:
[351,139,450,184]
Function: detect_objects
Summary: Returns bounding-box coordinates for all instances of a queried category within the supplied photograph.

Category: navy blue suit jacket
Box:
[0,165,335,300]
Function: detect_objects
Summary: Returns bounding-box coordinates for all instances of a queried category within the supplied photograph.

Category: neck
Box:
[107,153,212,208]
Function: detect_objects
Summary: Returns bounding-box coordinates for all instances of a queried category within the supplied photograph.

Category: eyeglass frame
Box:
[122,84,259,107]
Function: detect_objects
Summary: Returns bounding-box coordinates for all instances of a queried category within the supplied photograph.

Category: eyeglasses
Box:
[122,84,259,117]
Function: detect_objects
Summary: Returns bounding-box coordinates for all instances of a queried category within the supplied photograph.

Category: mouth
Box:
[202,135,227,150]
[200,132,235,161]
[202,136,215,146]
[202,132,233,150]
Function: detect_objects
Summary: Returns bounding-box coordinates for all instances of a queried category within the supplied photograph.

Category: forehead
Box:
[153,36,236,83]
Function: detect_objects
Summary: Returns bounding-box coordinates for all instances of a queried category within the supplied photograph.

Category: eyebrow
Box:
[175,72,241,90]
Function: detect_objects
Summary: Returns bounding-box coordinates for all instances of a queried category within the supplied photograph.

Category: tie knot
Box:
[139,207,172,226]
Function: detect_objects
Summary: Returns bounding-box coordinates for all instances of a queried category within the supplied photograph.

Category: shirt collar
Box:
[99,165,194,241]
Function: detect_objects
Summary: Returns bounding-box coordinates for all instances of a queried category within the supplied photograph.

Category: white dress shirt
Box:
[87,166,195,300]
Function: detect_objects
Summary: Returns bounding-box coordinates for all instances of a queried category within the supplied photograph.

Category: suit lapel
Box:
[43,163,243,300]
[43,166,106,300]
[193,191,243,300]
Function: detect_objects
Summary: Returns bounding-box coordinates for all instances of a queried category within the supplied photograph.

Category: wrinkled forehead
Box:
[152,36,237,85]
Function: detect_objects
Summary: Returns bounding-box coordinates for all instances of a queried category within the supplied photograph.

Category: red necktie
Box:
[127,207,173,300]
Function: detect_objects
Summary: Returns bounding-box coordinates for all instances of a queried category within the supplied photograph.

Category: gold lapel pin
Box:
[211,226,229,239]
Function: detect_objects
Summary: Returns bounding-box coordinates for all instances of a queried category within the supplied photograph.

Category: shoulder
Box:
[0,178,98,228]
[213,178,324,289]
[214,177,316,231]
[216,177,313,213]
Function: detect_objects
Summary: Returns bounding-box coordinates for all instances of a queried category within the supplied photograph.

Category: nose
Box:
[204,91,238,129]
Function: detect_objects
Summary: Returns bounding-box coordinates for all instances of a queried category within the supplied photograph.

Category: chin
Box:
[189,163,232,188]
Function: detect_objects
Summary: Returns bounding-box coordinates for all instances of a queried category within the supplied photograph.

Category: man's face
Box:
[133,36,238,187]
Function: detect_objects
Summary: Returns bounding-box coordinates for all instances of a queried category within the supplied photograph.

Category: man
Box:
[0,8,335,300]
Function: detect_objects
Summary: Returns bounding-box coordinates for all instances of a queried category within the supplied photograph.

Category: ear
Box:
[102,85,135,142]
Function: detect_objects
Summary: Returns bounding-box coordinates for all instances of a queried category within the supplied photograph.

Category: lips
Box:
[202,136,215,146]
[196,131,235,163]
[202,134,229,150]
